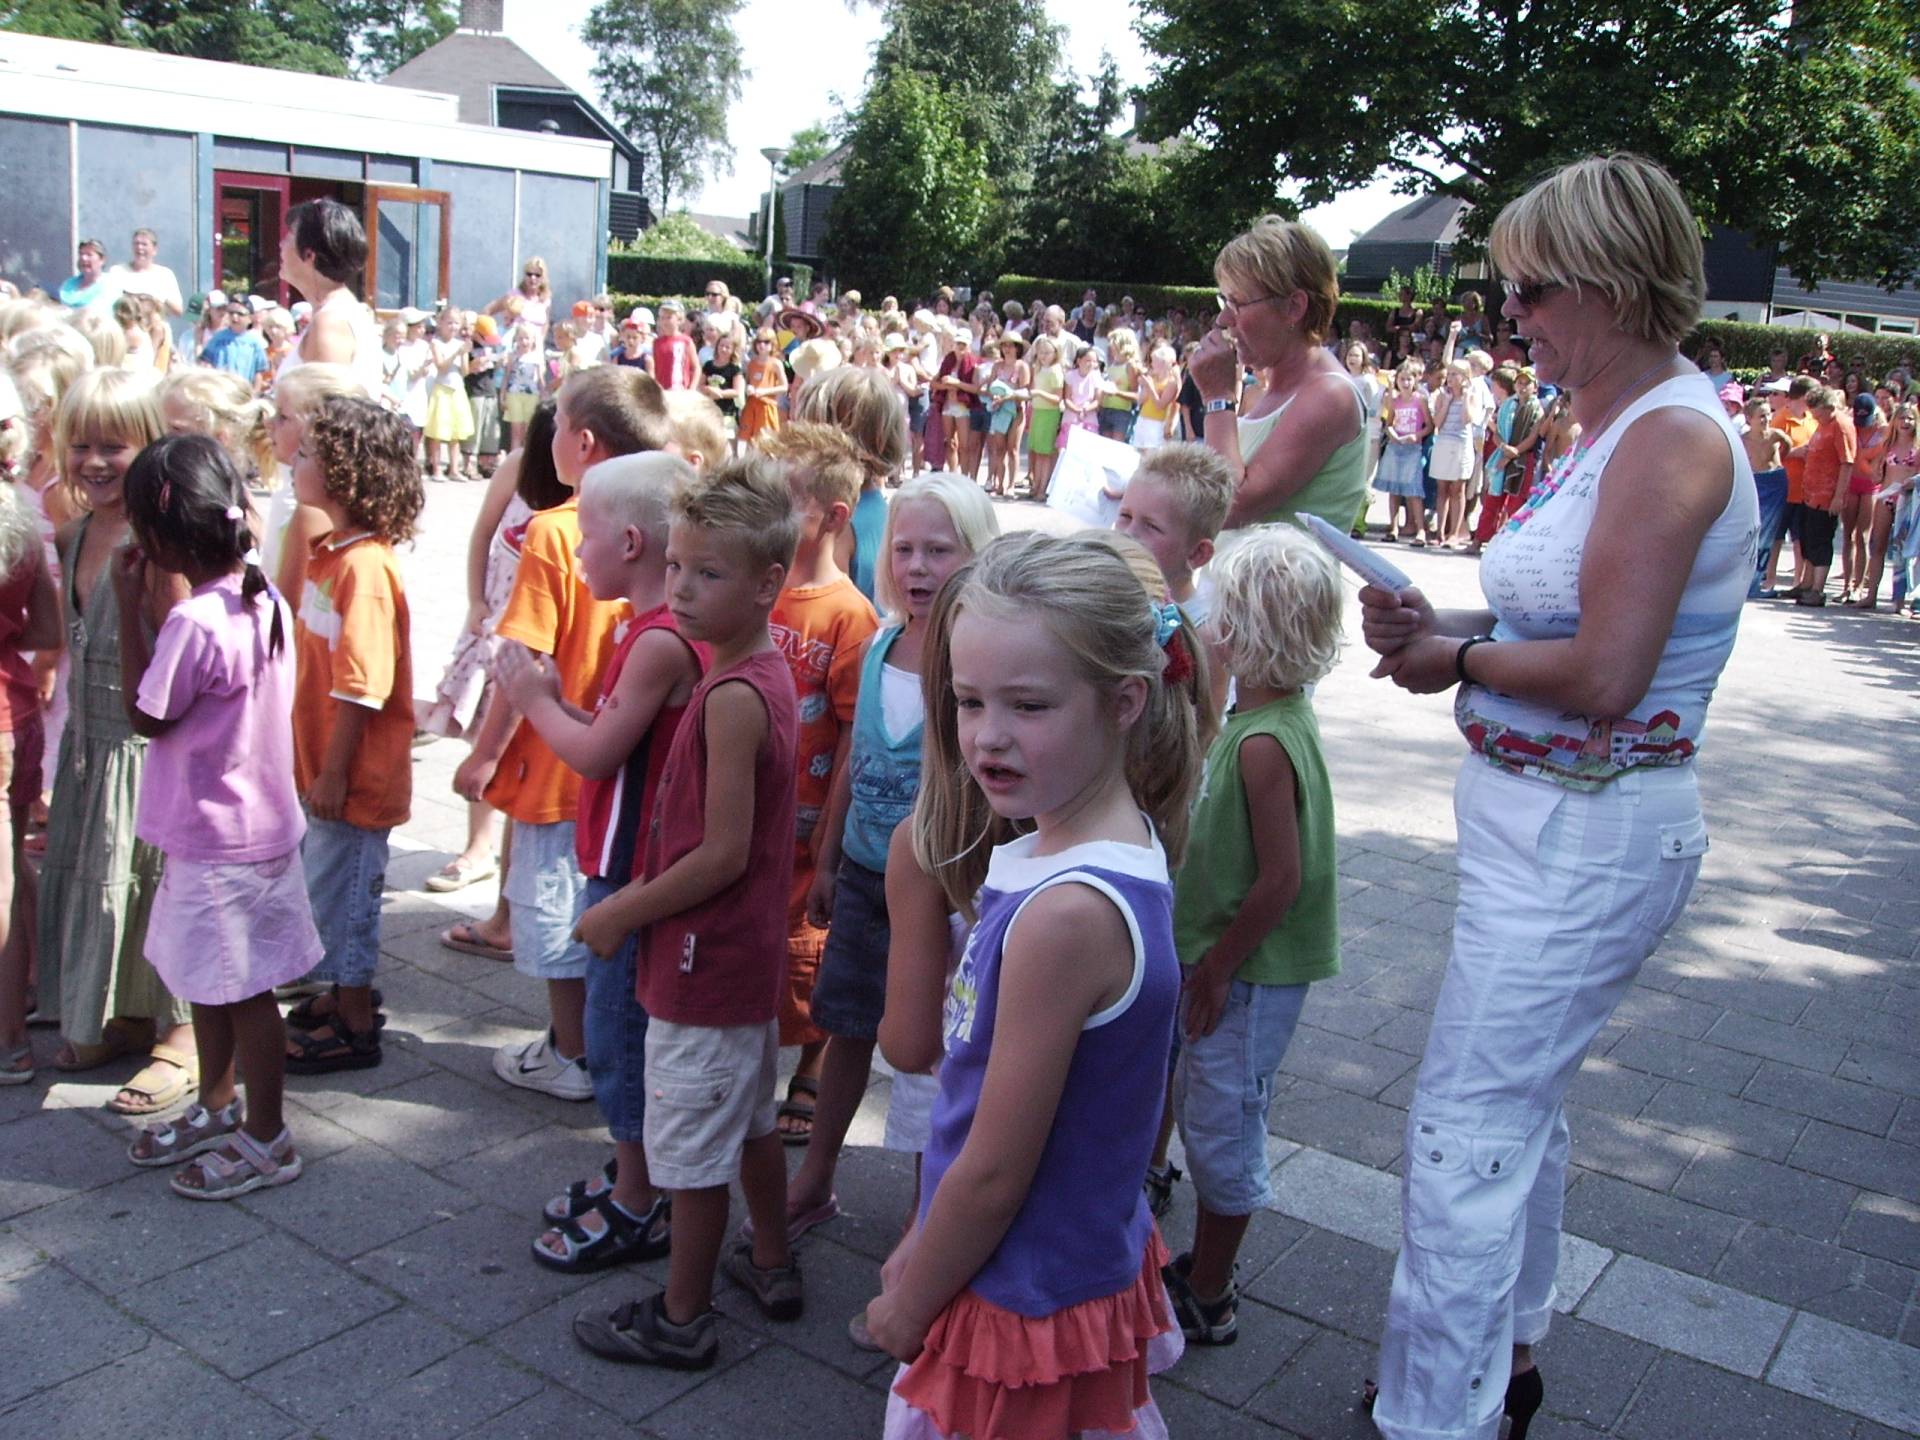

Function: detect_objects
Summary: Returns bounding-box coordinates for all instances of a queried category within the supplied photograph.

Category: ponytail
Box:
[229,500,285,657]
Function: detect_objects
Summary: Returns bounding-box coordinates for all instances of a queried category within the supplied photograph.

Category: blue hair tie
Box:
[1152,601,1181,648]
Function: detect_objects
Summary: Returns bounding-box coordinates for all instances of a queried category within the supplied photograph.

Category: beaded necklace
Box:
[1506,355,1681,533]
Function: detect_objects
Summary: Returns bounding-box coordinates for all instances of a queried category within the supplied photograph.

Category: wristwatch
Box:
[1204,398,1234,414]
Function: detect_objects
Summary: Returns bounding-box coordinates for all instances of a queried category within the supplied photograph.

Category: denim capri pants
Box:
[581,875,649,1142]
[811,859,891,1041]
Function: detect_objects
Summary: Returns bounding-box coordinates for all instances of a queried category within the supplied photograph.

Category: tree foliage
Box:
[824,68,994,297]
[582,0,746,219]
[623,211,750,263]
[0,0,454,77]
[782,122,834,176]
[1137,0,1920,289]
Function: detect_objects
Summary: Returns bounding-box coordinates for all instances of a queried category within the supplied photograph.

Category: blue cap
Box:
[1852,393,1877,425]
[1537,383,1560,399]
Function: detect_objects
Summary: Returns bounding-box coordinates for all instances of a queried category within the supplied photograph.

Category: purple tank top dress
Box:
[920,832,1180,1316]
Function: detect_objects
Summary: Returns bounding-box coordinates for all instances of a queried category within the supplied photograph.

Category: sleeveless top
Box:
[1457,372,1758,791]
[62,516,147,758]
[841,625,920,872]
[276,290,385,399]
[1238,371,1369,531]
[923,831,1179,1316]
[849,488,887,603]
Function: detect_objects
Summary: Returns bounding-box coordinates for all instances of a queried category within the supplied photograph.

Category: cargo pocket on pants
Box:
[1636,815,1708,938]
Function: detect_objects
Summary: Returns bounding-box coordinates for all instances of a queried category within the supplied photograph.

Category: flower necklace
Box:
[1506,355,1681,533]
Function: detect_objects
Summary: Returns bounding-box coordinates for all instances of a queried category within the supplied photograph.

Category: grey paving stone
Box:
[0,1106,144,1220]
[1300,988,1401,1041]
[1616,1351,1869,1440]
[1741,1060,1902,1135]
[12,1171,268,1295]
[1567,1055,1665,1120]
[1705,1010,1850,1073]
[351,1203,594,1336]
[1566,1105,1701,1191]
[325,1066,552,1170]
[1891,1097,1920,1151]
[1245,1328,1379,1439]
[119,1231,394,1379]
[1270,1145,1403,1252]
[451,1384,638,1440]
[281,1034,438,1113]
[1563,1173,1743,1277]
[1611,985,1725,1040]
[1670,967,1814,1025]
[1153,1377,1301,1440]
[366,959,505,1037]
[1789,1120,1920,1205]
[1277,1024,1417,1100]
[793,1142,920,1266]
[1674,1143,1858,1241]
[321,1342,546,1440]
[432,1123,624,1224]
[245,1306,468,1428]
[404,1007,557,1093]
[1365,1007,1430,1057]
[1798,996,1920,1057]
[1532,1312,1660,1432]
[1153,1296,1314,1409]
[1768,1311,1920,1434]
[1839,1040,1920,1097]
[1577,1254,1789,1377]
[642,1341,889,1439]
[1161,1206,1311,1298]
[1266,1078,1406,1169]
[1338,850,1453,899]
[0,1261,152,1406]
[1352,961,1449,1013]
[0,1337,299,1440]
[241,1139,479,1260]
[0,1224,43,1276]
[1715,1223,1915,1340]
[1244,1228,1395,1340]
[1606,1027,1761,1094]
[1638,1078,1807,1162]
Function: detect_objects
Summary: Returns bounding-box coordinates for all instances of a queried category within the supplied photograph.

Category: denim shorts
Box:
[1174,978,1309,1214]
[1097,407,1134,441]
[906,393,928,435]
[812,859,890,1040]
[581,876,648,1142]
[502,819,592,980]
[301,815,390,989]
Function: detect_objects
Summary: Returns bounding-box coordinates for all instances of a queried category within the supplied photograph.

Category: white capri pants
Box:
[1372,759,1707,1440]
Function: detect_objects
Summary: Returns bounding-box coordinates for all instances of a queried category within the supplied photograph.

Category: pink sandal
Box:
[171,1127,302,1201]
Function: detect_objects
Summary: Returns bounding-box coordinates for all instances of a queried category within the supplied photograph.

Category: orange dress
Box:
[739,356,785,442]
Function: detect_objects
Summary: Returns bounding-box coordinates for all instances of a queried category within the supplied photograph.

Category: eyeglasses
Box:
[706,290,724,298]
[1216,291,1286,319]
[1500,278,1561,310]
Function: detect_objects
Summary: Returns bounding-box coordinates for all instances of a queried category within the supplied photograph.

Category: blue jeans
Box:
[1173,979,1309,1214]
[580,876,649,1142]
[301,815,390,989]
[1749,467,1789,596]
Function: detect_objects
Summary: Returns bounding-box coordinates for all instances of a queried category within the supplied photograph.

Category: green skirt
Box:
[1028,406,1063,456]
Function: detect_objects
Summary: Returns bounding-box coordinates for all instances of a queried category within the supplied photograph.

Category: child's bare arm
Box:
[498,631,691,780]
[1183,736,1300,1040]
[804,749,856,928]
[877,820,952,1075]
[576,678,767,952]
[452,687,519,799]
[308,699,373,821]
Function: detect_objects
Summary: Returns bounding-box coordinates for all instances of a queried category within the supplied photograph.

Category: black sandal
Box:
[285,985,386,1032]
[543,1157,617,1223]
[285,1016,382,1073]
[778,1075,818,1147]
[1143,1161,1182,1219]
[531,1191,671,1273]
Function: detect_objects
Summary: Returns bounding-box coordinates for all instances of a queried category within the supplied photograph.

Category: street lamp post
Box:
[761,146,788,300]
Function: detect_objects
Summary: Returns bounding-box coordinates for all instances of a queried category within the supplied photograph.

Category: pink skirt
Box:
[145,850,324,1005]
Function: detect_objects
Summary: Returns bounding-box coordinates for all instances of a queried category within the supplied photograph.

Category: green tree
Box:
[624,211,751,262]
[1137,0,1920,289]
[582,0,746,219]
[824,68,994,296]
[343,1,456,78]
[782,121,834,175]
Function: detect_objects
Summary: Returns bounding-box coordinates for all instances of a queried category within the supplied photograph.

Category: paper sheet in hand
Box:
[1046,428,1140,530]
[1299,512,1412,592]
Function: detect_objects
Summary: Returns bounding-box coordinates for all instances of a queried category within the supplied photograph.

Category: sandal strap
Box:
[226,1127,289,1177]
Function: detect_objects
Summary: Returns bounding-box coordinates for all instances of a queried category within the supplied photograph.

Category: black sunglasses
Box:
[1500,278,1561,310]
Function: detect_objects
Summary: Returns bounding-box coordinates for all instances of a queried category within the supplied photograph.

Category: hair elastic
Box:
[225,505,243,521]
[1151,600,1181,648]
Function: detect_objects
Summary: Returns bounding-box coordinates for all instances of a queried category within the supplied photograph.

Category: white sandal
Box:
[171,1126,302,1200]
[0,1042,32,1087]
[129,1098,244,1167]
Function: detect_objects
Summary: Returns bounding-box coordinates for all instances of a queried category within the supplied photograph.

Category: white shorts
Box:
[642,1017,780,1190]
[883,1068,940,1153]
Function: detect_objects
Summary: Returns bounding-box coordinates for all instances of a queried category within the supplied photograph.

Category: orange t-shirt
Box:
[1772,412,1817,504]
[484,498,627,825]
[1801,414,1856,510]
[769,575,878,845]
[294,532,413,831]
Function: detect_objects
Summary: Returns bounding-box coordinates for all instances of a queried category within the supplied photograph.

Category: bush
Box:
[992,275,1220,318]
[622,213,752,264]
[1682,319,1915,374]
[605,252,763,301]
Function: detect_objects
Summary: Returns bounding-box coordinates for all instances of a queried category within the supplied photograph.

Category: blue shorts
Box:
[301,815,390,989]
[811,859,890,1040]
[502,819,592,980]
[1097,408,1134,441]
[581,875,649,1141]
[1174,979,1309,1215]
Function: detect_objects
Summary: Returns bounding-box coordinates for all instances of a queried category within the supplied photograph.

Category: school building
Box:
[0,28,614,314]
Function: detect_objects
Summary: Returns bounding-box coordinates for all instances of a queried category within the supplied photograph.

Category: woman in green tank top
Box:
[1188,217,1368,534]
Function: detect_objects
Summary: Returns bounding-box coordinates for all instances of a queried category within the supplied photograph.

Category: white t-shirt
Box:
[111,263,184,315]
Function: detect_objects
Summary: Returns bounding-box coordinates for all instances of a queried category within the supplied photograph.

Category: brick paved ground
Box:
[3,477,1916,1439]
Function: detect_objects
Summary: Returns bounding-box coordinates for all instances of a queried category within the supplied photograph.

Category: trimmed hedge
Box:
[1683,319,1914,373]
[992,275,1219,317]
[605,252,763,300]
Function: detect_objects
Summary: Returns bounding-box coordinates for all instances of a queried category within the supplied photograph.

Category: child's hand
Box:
[307,768,348,822]
[111,545,148,609]
[862,1290,928,1364]
[463,598,490,637]
[805,865,837,930]
[494,641,559,712]
[1183,960,1234,1041]
[573,896,629,959]
[452,751,498,802]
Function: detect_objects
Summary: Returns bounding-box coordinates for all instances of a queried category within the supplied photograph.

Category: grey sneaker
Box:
[573,1292,718,1369]
[725,1242,805,1321]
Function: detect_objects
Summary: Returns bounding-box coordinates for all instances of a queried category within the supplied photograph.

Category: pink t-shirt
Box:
[136,572,304,863]
[1387,393,1427,441]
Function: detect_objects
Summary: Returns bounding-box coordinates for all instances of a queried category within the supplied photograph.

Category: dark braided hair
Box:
[124,434,284,655]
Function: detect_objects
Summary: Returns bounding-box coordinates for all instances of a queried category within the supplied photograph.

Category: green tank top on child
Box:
[1173,692,1340,986]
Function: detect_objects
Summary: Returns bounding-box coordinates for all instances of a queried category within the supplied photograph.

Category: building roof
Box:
[784,143,851,189]
[1352,193,1471,248]
[686,213,753,250]
[383,31,571,126]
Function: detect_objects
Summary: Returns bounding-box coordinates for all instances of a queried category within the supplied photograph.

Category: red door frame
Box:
[212,170,293,307]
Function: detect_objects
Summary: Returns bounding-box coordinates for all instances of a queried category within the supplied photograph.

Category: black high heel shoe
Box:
[1505,1365,1544,1439]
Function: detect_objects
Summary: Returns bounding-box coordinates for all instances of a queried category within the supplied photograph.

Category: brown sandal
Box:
[108,1044,200,1116]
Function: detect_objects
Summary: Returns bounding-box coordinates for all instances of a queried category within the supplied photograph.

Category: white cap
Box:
[399,306,429,325]
[248,294,273,313]
[290,301,313,319]
[205,288,229,309]
[1759,377,1790,394]
[626,307,654,327]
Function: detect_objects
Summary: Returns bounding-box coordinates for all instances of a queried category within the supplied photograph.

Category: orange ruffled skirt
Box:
[886,1232,1183,1440]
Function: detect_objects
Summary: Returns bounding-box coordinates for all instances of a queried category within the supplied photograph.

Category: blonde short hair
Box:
[1488,154,1704,348]
[273,362,367,423]
[1029,335,1059,368]
[158,368,275,479]
[758,420,865,514]
[1210,525,1343,693]
[1130,443,1235,544]
[792,365,909,484]
[672,451,799,574]
[874,471,1000,621]
[1107,327,1140,364]
[1214,216,1340,344]
[55,367,163,501]
[580,451,691,549]
[661,389,729,469]
[68,310,127,367]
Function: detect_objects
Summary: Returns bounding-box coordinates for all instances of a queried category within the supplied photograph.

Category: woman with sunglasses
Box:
[1187,217,1369,533]
[1358,155,1757,1440]
[485,258,552,347]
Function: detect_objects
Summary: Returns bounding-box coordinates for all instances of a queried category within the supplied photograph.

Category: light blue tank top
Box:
[841,625,920,872]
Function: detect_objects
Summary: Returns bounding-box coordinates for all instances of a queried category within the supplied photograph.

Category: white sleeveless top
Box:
[1455,371,1758,791]
[276,292,386,399]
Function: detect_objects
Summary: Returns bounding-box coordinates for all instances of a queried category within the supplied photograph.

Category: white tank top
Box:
[1456,371,1758,790]
[276,291,385,399]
